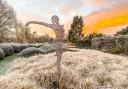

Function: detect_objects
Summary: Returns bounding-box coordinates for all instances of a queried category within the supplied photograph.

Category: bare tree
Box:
[15,22,24,43]
[15,22,33,43]
[0,0,17,42]
[35,34,54,43]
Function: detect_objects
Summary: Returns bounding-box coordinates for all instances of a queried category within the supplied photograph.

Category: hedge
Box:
[18,47,43,57]
[0,43,14,56]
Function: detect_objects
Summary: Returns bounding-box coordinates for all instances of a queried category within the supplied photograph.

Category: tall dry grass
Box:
[0,49,128,89]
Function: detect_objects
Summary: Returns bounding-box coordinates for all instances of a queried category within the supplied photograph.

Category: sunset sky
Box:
[6,0,128,37]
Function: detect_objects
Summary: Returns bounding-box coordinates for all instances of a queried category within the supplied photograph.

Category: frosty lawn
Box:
[0,54,17,75]
[0,49,128,89]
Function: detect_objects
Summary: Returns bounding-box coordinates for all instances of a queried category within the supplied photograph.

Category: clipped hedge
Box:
[91,37,106,50]
[9,43,21,53]
[39,43,55,53]
[102,37,117,52]
[0,48,5,60]
[0,43,14,56]
[18,47,43,57]
[76,39,91,48]
[28,43,42,48]
[19,44,29,51]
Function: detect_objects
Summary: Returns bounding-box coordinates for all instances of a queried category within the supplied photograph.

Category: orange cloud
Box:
[83,6,128,35]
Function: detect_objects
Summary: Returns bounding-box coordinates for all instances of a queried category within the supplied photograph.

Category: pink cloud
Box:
[81,0,106,6]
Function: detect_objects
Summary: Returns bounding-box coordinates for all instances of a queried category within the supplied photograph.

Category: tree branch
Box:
[25,21,52,28]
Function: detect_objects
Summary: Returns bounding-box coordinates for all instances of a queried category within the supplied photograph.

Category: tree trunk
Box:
[56,50,62,89]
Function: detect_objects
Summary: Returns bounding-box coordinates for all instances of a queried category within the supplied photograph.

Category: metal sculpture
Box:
[25,15,68,88]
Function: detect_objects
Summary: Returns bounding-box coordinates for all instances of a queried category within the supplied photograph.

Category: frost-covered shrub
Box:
[102,37,117,52]
[91,37,106,50]
[19,44,29,51]
[39,43,55,53]
[0,43,14,56]
[0,48,5,60]
[28,44,41,48]
[110,48,124,54]
[18,47,43,57]
[9,43,21,53]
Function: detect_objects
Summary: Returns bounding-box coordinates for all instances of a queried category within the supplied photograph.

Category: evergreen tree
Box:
[68,16,84,45]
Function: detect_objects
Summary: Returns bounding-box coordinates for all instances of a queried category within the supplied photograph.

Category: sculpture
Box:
[25,15,68,88]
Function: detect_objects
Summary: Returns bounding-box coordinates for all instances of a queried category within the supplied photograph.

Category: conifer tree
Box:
[68,16,84,45]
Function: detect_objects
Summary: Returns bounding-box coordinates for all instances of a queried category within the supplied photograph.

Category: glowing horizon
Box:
[6,0,128,37]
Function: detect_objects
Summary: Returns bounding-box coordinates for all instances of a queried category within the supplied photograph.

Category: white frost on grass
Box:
[0,49,128,89]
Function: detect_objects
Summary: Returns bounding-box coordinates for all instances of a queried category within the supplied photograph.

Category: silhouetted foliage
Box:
[83,33,105,40]
[115,26,128,36]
